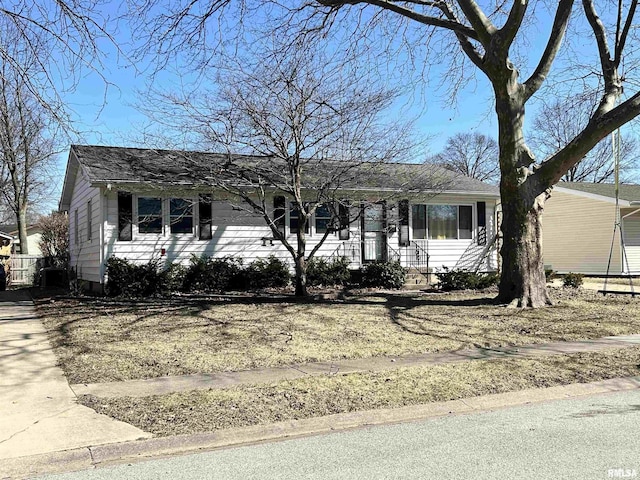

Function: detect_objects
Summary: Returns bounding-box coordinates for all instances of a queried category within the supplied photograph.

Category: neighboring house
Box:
[7,224,43,256]
[59,145,500,292]
[0,230,12,258]
[0,223,43,255]
[544,182,640,275]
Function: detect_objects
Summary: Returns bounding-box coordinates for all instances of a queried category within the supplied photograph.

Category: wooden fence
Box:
[9,254,43,286]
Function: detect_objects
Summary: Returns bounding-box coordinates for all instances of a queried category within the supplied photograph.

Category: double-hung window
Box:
[411,204,473,240]
[138,197,162,234]
[315,203,333,234]
[289,202,309,234]
[170,198,193,234]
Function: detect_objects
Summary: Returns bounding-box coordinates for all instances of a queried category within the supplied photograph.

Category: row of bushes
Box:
[434,267,499,291]
[434,268,584,291]
[105,255,407,297]
[105,256,588,297]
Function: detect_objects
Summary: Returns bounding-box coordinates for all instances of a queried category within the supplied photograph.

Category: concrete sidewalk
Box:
[71,333,640,398]
[0,289,151,461]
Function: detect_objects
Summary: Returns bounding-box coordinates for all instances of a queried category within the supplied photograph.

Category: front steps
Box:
[405,268,431,289]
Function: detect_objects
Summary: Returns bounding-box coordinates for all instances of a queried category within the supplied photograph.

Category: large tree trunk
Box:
[497,190,551,307]
[494,80,551,308]
[17,203,28,255]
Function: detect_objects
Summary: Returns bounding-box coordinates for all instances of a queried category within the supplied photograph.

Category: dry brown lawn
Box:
[37,287,640,384]
[80,346,640,437]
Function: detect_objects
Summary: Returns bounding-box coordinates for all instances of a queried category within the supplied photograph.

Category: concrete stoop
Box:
[404,268,431,288]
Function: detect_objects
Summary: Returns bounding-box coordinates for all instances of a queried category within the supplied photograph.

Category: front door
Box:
[362,203,386,262]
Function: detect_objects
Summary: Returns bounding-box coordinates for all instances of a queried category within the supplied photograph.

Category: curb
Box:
[3,375,640,479]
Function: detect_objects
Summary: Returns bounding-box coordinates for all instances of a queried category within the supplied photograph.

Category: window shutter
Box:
[339,201,350,240]
[274,196,286,235]
[199,194,213,240]
[117,192,132,241]
[477,201,487,245]
[398,199,409,246]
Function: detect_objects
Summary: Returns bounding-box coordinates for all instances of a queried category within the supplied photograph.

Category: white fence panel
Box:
[10,255,42,286]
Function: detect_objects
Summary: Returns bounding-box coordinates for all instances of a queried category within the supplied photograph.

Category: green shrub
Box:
[435,267,499,291]
[242,255,291,289]
[545,268,556,282]
[360,260,406,289]
[165,263,188,292]
[563,272,583,288]
[182,255,243,293]
[105,257,168,297]
[307,256,351,287]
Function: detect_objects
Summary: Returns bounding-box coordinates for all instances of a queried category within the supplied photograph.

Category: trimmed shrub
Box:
[183,255,243,293]
[242,255,291,289]
[105,257,168,297]
[307,256,351,287]
[563,272,583,288]
[361,260,406,289]
[435,267,499,291]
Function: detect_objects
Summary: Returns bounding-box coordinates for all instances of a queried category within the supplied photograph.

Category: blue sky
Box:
[44,2,638,213]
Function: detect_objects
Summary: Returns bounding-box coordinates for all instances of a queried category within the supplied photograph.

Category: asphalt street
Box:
[36,389,640,480]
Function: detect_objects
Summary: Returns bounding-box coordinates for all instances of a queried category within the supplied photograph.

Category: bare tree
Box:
[128,1,640,306]
[430,132,499,183]
[530,97,638,183]
[0,2,116,126]
[0,25,58,254]
[37,212,70,267]
[140,42,434,296]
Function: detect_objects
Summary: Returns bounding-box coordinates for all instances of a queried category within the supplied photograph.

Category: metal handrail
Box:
[387,244,401,262]
[406,241,429,271]
[330,240,360,264]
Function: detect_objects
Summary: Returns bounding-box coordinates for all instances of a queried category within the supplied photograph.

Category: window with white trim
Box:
[87,200,92,241]
[289,202,309,234]
[170,198,193,234]
[411,204,473,240]
[138,197,162,234]
[74,209,78,245]
[315,203,333,234]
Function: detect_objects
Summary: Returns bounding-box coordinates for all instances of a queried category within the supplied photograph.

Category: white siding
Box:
[98,190,498,283]
[408,195,498,272]
[104,193,355,270]
[68,168,102,283]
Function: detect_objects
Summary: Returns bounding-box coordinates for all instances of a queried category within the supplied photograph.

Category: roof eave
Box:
[555,186,632,206]
[88,179,499,197]
[58,148,80,212]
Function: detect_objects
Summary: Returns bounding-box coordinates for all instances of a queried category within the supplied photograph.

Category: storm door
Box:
[362,203,387,262]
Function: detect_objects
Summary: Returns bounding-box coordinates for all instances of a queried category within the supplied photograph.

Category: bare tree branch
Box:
[523,0,574,100]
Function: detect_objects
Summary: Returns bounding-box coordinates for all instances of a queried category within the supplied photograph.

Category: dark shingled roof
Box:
[558,182,640,203]
[68,144,499,195]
